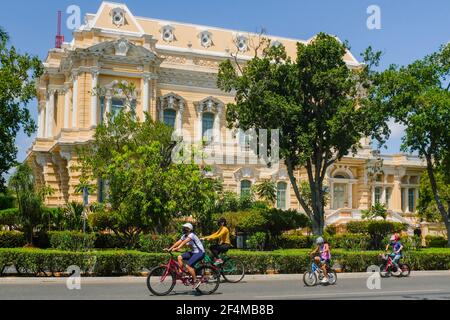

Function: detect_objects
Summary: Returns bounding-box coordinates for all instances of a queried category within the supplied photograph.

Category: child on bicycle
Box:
[310,237,331,284]
[385,234,403,270]
[166,223,205,289]
[201,217,231,265]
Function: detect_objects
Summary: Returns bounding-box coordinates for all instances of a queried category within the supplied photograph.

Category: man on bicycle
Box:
[201,218,231,265]
[385,234,403,270]
[167,223,205,289]
[310,237,331,284]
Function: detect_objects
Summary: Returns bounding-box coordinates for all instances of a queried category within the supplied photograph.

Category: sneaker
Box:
[192,280,202,290]
[320,277,329,284]
[214,259,224,266]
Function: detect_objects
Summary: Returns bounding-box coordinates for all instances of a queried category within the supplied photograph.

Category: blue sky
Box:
[1,0,450,171]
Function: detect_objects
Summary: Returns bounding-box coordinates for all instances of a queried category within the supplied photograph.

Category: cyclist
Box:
[201,217,231,265]
[310,237,331,284]
[385,234,403,270]
[167,223,205,289]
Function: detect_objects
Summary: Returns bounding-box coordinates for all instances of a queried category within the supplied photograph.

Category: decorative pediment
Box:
[234,167,260,181]
[194,96,224,115]
[271,169,289,181]
[158,92,186,112]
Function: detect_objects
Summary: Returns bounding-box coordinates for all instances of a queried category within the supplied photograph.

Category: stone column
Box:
[37,101,45,138]
[348,183,353,209]
[142,75,151,118]
[392,174,402,212]
[45,89,56,138]
[72,71,79,128]
[90,69,99,127]
[63,85,70,129]
[176,101,184,135]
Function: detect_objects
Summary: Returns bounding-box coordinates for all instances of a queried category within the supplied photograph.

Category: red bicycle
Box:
[379,253,411,278]
[146,251,220,296]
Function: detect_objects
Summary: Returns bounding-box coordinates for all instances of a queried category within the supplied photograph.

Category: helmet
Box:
[316,237,324,245]
[182,223,194,231]
[390,234,399,242]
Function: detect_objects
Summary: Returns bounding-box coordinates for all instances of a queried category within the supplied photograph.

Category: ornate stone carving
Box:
[198,30,213,48]
[110,7,126,27]
[114,38,130,56]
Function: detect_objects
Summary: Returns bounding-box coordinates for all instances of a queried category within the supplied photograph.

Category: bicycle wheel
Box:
[399,263,411,277]
[221,258,245,283]
[303,271,317,286]
[196,265,220,295]
[146,266,176,296]
[379,264,391,278]
[327,270,337,285]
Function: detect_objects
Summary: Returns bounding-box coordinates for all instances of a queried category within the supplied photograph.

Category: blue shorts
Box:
[182,252,205,267]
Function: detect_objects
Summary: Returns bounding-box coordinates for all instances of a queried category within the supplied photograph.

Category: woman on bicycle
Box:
[167,223,205,289]
[201,218,231,265]
[310,237,331,284]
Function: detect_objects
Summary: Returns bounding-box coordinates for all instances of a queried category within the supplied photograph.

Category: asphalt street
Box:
[0,271,449,300]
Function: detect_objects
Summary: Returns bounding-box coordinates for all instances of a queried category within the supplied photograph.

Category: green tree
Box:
[254,179,277,206]
[418,169,449,223]
[0,27,43,191]
[8,163,53,245]
[218,33,387,235]
[78,110,220,246]
[370,44,450,246]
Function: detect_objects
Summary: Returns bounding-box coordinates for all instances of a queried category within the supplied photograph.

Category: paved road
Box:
[0,271,449,300]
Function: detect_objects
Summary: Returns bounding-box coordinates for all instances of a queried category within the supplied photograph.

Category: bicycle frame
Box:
[161,252,194,286]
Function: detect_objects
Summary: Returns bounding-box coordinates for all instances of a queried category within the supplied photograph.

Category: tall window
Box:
[385,187,391,209]
[202,112,215,144]
[408,189,415,212]
[277,182,287,210]
[111,98,124,118]
[240,180,252,196]
[239,130,253,152]
[333,184,347,209]
[98,178,109,203]
[374,187,382,204]
[163,109,176,129]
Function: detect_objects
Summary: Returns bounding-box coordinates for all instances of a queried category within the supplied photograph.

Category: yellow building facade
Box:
[27,2,426,228]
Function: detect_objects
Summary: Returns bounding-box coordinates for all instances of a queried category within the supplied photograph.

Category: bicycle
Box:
[196,244,245,283]
[146,251,221,296]
[303,257,337,287]
[379,252,410,278]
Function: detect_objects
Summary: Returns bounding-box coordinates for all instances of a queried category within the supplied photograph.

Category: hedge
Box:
[276,234,371,251]
[0,231,26,248]
[425,236,448,248]
[0,248,449,276]
[48,232,96,252]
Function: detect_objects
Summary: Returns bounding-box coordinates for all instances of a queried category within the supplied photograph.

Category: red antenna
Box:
[55,10,64,49]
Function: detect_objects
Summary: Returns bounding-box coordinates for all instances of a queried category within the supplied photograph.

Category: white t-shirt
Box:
[181,233,205,254]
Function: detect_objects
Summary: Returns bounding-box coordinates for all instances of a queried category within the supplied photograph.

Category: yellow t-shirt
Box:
[204,226,231,245]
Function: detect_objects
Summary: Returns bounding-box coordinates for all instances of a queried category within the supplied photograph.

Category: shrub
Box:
[246,232,267,251]
[426,236,448,248]
[346,221,370,234]
[138,234,179,253]
[324,224,337,236]
[94,233,128,249]
[328,234,371,251]
[48,231,96,251]
[277,235,312,249]
[0,208,19,229]
[367,221,408,250]
[0,231,26,248]
[0,193,15,210]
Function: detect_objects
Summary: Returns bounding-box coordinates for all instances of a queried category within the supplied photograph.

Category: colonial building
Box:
[27,2,426,227]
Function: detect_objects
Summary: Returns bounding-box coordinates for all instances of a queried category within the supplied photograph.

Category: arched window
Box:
[202,112,215,144]
[333,184,347,209]
[240,180,252,196]
[277,182,288,210]
[163,109,177,129]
